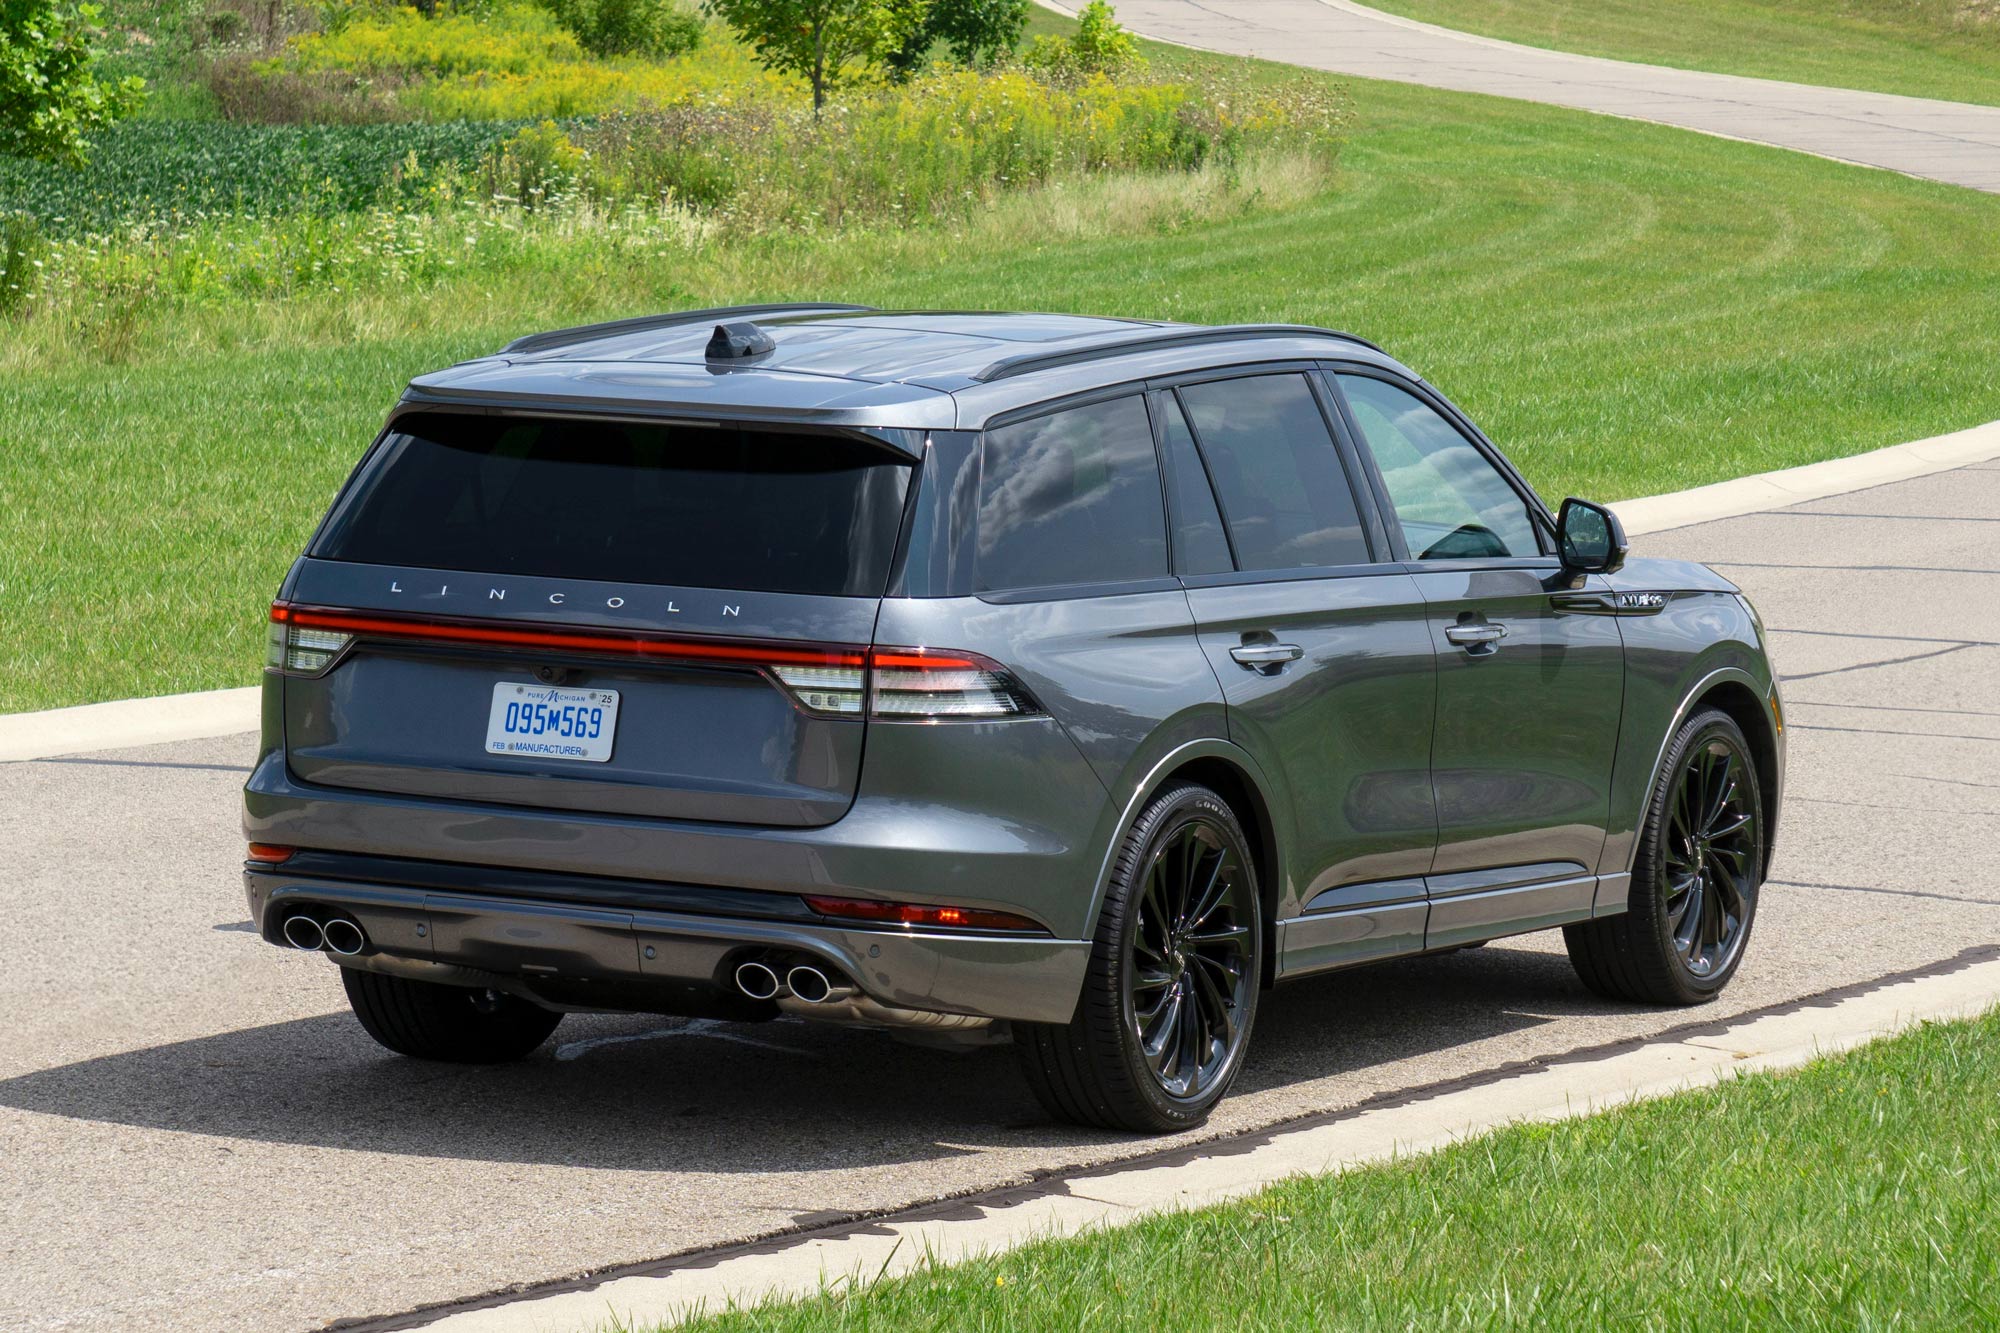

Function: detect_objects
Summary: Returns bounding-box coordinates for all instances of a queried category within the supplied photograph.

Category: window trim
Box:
[1320,362,1556,565]
[969,387,1174,601]
[1147,362,1388,582]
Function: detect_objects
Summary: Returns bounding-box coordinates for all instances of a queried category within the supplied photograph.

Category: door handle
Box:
[1444,623,1507,651]
[1229,643,1305,672]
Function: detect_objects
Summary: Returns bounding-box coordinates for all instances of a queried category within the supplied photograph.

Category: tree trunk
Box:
[812,28,825,120]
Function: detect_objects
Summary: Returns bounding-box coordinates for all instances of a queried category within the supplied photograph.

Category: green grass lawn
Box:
[1365,0,2000,105]
[665,1008,2000,1330]
[6,47,2000,712]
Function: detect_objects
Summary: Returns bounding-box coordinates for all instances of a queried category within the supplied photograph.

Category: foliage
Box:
[537,0,703,57]
[0,0,147,163]
[0,119,540,234]
[573,64,1344,224]
[701,0,924,112]
[247,2,796,119]
[0,212,43,313]
[886,0,1027,77]
[480,117,587,207]
[1022,0,1135,80]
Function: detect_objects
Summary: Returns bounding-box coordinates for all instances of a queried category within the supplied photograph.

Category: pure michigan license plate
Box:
[485,683,620,763]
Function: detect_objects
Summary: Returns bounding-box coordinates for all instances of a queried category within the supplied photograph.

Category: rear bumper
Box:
[245,863,1090,1025]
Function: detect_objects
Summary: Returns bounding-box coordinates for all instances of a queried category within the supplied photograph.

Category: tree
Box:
[0,0,145,166]
[703,0,923,115]
[886,0,1026,79]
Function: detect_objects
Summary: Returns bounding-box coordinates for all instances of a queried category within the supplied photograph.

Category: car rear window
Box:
[313,413,913,597]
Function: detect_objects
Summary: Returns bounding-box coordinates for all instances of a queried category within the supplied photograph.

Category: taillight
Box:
[775,647,1037,720]
[246,843,295,864]
[268,604,353,675]
[867,649,1037,720]
[265,603,1035,719]
[804,895,1045,933]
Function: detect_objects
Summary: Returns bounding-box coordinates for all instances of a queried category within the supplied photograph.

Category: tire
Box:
[1565,707,1765,1005]
[1016,782,1262,1133]
[342,967,563,1063]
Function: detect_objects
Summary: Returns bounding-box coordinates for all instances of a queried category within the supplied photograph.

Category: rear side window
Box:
[976,395,1168,593]
[1176,374,1371,572]
[314,413,913,597]
[1156,394,1234,576]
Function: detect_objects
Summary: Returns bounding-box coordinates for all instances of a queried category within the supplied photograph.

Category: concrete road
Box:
[4,463,1998,1331]
[1091,0,2000,192]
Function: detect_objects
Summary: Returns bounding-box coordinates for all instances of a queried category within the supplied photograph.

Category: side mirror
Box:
[1557,497,1628,575]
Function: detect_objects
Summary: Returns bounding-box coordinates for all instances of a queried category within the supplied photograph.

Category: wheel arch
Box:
[1688,678,1783,871]
[1635,668,1783,877]
[1082,739,1291,987]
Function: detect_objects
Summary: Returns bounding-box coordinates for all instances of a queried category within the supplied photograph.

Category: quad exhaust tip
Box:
[282,915,324,951]
[734,960,782,1001]
[786,965,853,1005]
[322,918,366,956]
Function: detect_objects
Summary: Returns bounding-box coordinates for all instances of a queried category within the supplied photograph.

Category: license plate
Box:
[484,683,619,763]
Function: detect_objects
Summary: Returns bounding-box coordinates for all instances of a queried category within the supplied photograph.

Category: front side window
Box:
[1337,374,1541,561]
[976,395,1168,593]
[1176,374,1371,573]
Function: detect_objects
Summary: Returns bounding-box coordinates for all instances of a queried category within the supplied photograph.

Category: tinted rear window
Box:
[314,414,913,597]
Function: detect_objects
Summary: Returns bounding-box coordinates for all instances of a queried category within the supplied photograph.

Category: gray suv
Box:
[244,306,1784,1132]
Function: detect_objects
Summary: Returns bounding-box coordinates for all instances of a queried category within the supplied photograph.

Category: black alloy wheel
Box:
[1016,782,1263,1132]
[1566,707,1765,1005]
[1127,816,1257,1101]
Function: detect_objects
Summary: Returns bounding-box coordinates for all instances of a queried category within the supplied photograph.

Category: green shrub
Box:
[538,0,703,57]
[0,213,46,315]
[0,119,547,234]
[886,0,1027,76]
[480,118,588,207]
[1,0,148,163]
[256,2,796,119]
[1022,0,1137,81]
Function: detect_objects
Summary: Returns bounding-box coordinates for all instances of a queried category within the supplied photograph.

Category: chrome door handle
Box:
[1229,643,1305,670]
[1444,623,1507,650]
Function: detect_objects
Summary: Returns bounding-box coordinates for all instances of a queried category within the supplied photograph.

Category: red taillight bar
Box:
[272,602,868,668]
[246,843,295,864]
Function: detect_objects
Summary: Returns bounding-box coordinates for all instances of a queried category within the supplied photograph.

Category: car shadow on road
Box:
[0,944,1624,1171]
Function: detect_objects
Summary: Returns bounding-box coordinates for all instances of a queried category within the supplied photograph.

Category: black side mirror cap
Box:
[1557,497,1628,575]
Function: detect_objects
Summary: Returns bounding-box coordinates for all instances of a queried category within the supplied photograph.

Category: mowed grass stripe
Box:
[4,77,2000,711]
[1365,0,2000,107]
[667,1008,2000,1330]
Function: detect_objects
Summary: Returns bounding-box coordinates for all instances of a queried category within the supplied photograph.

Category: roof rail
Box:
[971,325,1388,383]
[499,303,876,356]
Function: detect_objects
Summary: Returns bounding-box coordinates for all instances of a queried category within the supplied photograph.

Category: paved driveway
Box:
[3,462,1996,1331]
[1091,0,2000,191]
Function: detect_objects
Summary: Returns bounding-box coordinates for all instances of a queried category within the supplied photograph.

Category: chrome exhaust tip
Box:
[786,965,849,1005]
[321,917,366,956]
[281,915,324,951]
[734,960,782,1001]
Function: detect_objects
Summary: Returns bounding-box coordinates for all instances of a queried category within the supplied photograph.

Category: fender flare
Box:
[1077,737,1292,939]
[1626,663,1778,876]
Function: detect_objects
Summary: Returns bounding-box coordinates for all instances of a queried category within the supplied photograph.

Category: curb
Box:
[4,418,1996,764]
[0,687,261,764]
[374,950,2000,1333]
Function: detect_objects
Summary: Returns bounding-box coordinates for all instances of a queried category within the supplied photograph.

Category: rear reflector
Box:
[246,843,295,864]
[268,604,1037,719]
[803,895,1045,933]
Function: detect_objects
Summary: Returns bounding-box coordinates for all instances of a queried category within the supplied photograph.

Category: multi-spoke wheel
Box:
[1566,707,1765,1004]
[1016,782,1262,1132]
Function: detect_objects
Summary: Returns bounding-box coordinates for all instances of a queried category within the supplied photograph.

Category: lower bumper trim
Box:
[247,871,1090,1026]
